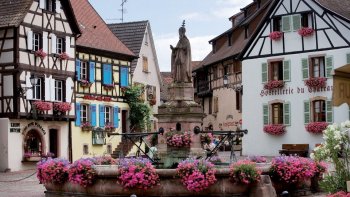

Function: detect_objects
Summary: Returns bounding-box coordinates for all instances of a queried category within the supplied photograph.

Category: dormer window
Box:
[46,0,55,12]
[39,0,60,13]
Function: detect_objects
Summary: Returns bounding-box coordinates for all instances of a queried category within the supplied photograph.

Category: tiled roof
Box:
[191,61,202,71]
[70,0,134,57]
[160,72,173,102]
[0,0,33,28]
[108,21,148,73]
[316,0,350,19]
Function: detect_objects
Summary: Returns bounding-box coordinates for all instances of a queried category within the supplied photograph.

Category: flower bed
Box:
[176,159,216,192]
[305,77,327,89]
[118,158,159,190]
[263,80,284,90]
[305,122,328,134]
[229,160,261,185]
[53,102,71,113]
[68,158,96,187]
[79,80,92,88]
[165,130,191,147]
[33,101,52,111]
[269,31,283,41]
[263,124,286,135]
[35,49,47,59]
[298,27,314,37]
[37,158,70,184]
[58,52,70,60]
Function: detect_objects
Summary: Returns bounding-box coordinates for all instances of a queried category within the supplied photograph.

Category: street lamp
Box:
[223,74,243,93]
[19,74,38,96]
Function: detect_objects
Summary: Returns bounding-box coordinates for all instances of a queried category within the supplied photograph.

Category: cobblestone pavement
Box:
[0,169,45,197]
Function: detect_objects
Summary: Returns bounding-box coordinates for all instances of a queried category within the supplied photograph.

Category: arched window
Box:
[24,130,43,156]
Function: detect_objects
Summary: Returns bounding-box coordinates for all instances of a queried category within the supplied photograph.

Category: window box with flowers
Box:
[33,101,52,112]
[263,124,286,135]
[298,27,314,37]
[263,80,285,90]
[81,122,92,131]
[79,79,92,88]
[304,77,327,89]
[104,123,115,133]
[269,31,283,41]
[103,83,114,90]
[53,102,71,115]
[34,49,47,59]
[58,52,70,60]
[305,122,328,134]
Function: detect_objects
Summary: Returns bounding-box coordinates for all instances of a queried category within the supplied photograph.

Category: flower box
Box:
[104,123,115,133]
[305,122,328,134]
[263,80,284,90]
[269,31,283,41]
[298,27,314,37]
[34,49,47,59]
[33,101,52,111]
[53,102,71,113]
[58,52,70,60]
[263,124,286,135]
[79,80,92,88]
[103,84,114,90]
[81,122,92,131]
[304,77,326,89]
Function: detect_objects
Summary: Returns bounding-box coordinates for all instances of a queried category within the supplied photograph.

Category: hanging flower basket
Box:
[149,98,156,106]
[305,122,328,134]
[79,80,92,88]
[81,122,92,131]
[305,77,327,89]
[33,101,52,111]
[103,84,114,90]
[166,130,191,147]
[269,31,283,41]
[298,27,314,37]
[53,102,71,113]
[263,80,284,90]
[58,52,70,60]
[35,49,47,59]
[263,124,286,135]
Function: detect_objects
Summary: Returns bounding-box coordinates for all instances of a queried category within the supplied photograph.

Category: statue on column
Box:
[170,20,192,83]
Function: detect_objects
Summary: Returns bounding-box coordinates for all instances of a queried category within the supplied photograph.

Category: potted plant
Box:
[37,158,69,185]
[165,130,191,147]
[33,101,52,111]
[298,27,314,37]
[68,158,96,187]
[34,49,47,59]
[104,122,115,133]
[118,157,160,190]
[305,77,327,89]
[53,102,71,115]
[263,80,285,90]
[305,122,328,134]
[176,158,217,192]
[263,124,286,135]
[79,79,92,88]
[229,160,261,185]
[81,122,92,131]
[58,52,70,60]
[269,31,283,41]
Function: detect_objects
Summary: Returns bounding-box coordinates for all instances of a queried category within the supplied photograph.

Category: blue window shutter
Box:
[90,104,97,127]
[120,67,129,87]
[75,103,81,126]
[99,104,105,127]
[76,59,81,81]
[113,106,119,128]
[89,62,95,83]
[103,64,112,85]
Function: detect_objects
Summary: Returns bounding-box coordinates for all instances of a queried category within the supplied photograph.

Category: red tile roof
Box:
[70,0,134,56]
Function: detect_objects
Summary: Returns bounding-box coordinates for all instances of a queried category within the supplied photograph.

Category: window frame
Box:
[310,56,325,78]
[33,32,41,51]
[104,106,113,125]
[80,104,89,124]
[54,79,64,102]
[273,16,282,32]
[32,77,43,100]
[80,61,88,80]
[312,100,326,122]
[269,61,283,81]
[142,56,149,72]
[271,103,283,124]
[83,144,89,155]
[56,37,65,54]
[45,0,55,12]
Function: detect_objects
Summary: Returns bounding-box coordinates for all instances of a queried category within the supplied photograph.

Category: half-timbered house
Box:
[70,0,135,161]
[0,0,80,171]
[240,0,350,156]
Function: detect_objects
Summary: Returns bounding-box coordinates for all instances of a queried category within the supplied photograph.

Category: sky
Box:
[89,0,253,71]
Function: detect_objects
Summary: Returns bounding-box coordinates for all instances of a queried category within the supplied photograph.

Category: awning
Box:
[333,64,350,106]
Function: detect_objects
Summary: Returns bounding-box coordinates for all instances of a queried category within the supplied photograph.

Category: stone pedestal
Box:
[155,82,205,168]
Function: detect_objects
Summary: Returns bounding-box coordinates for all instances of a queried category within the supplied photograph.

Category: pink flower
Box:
[298,27,314,37]
[37,158,70,184]
[53,102,71,112]
[68,159,96,187]
[166,130,192,147]
[305,77,327,89]
[263,124,286,135]
[263,80,284,90]
[269,31,283,41]
[305,122,328,134]
[229,160,261,184]
[34,49,47,59]
[33,101,52,111]
[58,52,70,60]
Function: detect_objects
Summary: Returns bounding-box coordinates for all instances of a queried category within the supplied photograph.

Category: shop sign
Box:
[22,122,46,135]
[10,123,20,133]
[260,86,333,97]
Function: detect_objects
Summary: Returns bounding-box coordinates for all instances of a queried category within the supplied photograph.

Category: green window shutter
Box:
[347,53,350,64]
[292,14,301,31]
[304,101,310,124]
[326,56,333,78]
[263,104,269,125]
[283,102,291,126]
[302,58,309,80]
[326,100,333,123]
[262,62,268,83]
[282,15,291,32]
[283,60,291,82]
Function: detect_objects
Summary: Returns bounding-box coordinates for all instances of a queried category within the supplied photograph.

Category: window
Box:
[273,17,282,31]
[46,0,55,12]
[104,106,112,125]
[272,103,283,124]
[236,91,242,112]
[209,97,212,115]
[56,37,65,54]
[143,56,148,72]
[33,33,41,51]
[33,77,42,100]
[80,61,88,80]
[310,57,325,78]
[270,61,283,81]
[144,32,148,46]
[213,97,219,113]
[54,80,63,101]
[301,13,312,28]
[107,144,112,154]
[313,100,326,122]
[80,104,89,124]
[212,66,218,79]
[24,130,43,156]
[83,144,89,155]
[233,62,242,74]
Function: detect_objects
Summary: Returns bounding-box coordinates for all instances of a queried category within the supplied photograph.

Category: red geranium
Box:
[305,122,328,134]
[298,27,314,37]
[269,31,283,41]
[263,124,286,135]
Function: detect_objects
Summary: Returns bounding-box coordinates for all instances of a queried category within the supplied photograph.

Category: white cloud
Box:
[154,34,214,72]
[212,0,254,19]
